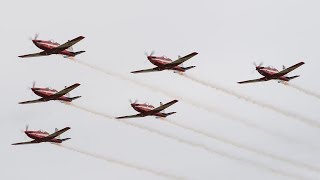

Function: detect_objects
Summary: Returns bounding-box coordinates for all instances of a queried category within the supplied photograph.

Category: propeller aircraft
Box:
[19,82,81,104]
[131,52,198,74]
[12,125,71,145]
[116,99,178,119]
[19,34,85,58]
[238,62,305,84]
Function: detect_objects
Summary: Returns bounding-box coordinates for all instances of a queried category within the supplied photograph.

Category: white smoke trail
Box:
[73,60,285,139]
[73,59,319,157]
[73,60,319,156]
[165,119,320,174]
[69,103,114,119]
[287,83,320,100]
[67,103,310,179]
[182,74,320,129]
[55,144,185,180]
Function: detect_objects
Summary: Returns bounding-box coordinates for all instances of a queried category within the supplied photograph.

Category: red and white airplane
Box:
[116,99,178,119]
[19,82,81,104]
[131,52,198,74]
[238,62,305,84]
[19,35,85,58]
[12,126,71,145]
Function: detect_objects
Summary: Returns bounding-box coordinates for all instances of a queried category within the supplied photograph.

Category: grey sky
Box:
[1,0,319,179]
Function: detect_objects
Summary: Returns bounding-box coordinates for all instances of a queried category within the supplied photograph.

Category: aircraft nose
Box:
[32,40,39,45]
[147,56,152,60]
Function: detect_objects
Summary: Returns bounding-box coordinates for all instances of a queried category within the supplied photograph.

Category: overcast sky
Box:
[1,0,320,179]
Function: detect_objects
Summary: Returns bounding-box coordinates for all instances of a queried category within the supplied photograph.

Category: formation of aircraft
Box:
[116,100,178,119]
[131,52,198,74]
[12,126,71,145]
[19,82,81,104]
[13,34,306,146]
[18,35,85,58]
[238,62,305,84]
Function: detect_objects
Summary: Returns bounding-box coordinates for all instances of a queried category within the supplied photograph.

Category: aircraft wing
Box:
[44,127,71,140]
[131,67,161,74]
[49,83,80,99]
[149,100,178,114]
[18,51,48,58]
[116,114,143,119]
[50,36,85,53]
[19,98,46,104]
[272,62,305,77]
[12,140,38,145]
[237,77,267,84]
[163,52,198,68]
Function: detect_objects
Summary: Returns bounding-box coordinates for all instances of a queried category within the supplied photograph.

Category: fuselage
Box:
[256,66,290,81]
[32,40,75,57]
[131,103,167,117]
[31,87,71,102]
[147,56,185,72]
[24,130,62,143]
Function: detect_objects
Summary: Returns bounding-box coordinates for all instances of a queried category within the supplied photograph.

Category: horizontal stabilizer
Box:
[60,138,71,142]
[72,51,86,56]
[288,75,300,80]
[69,96,81,101]
[182,66,196,71]
[164,112,176,117]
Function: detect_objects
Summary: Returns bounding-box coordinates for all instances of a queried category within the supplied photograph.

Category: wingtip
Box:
[78,36,85,39]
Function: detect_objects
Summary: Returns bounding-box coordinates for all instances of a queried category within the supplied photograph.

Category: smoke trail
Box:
[73,60,283,138]
[165,119,320,174]
[67,104,311,179]
[55,144,185,180]
[182,74,320,129]
[69,103,114,119]
[74,60,318,153]
[287,83,320,100]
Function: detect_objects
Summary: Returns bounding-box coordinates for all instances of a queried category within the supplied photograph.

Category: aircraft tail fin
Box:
[288,75,300,80]
[182,66,196,71]
[68,96,81,101]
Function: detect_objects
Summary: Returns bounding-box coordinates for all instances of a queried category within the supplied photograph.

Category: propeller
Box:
[29,33,39,41]
[27,81,36,90]
[144,50,155,57]
[253,62,263,67]
[253,61,263,70]
[129,99,138,104]
[20,124,29,133]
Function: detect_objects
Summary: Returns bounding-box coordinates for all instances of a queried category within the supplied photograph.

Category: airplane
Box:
[131,52,198,74]
[19,82,81,104]
[18,34,85,58]
[12,125,71,145]
[237,62,305,84]
[116,99,178,119]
